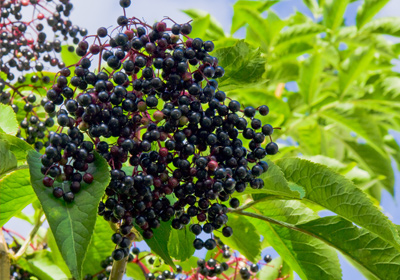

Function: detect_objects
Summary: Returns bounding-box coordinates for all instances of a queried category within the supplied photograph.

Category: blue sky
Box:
[5,1,400,279]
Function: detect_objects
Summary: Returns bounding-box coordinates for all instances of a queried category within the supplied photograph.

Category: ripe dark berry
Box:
[266,142,279,155]
[222,226,233,237]
[264,254,272,263]
[83,173,94,184]
[193,238,204,250]
[112,249,125,261]
[43,177,54,187]
[63,192,75,203]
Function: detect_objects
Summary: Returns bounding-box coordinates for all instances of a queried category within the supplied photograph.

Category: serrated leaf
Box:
[297,216,400,279]
[142,221,174,267]
[167,226,195,262]
[214,40,265,89]
[238,7,271,49]
[185,14,210,39]
[323,0,350,31]
[18,250,68,280]
[345,141,394,195]
[242,159,304,199]
[0,133,33,161]
[319,108,384,155]
[275,23,326,47]
[356,0,390,29]
[82,216,115,276]
[258,256,294,280]
[27,150,110,280]
[243,200,341,280]
[275,158,400,251]
[339,46,375,95]
[361,17,400,37]
[214,215,261,263]
[0,139,17,175]
[299,52,324,105]
[0,104,18,135]
[231,0,279,35]
[46,229,72,278]
[0,168,35,227]
[182,9,225,39]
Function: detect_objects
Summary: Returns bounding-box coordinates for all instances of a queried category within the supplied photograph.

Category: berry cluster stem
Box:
[0,230,10,280]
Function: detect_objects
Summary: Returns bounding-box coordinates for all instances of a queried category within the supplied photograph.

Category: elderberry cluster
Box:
[41,129,95,202]
[0,0,86,78]
[40,0,278,256]
[10,264,37,280]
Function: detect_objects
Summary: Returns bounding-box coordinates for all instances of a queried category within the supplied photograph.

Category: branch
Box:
[14,211,45,260]
[0,230,11,280]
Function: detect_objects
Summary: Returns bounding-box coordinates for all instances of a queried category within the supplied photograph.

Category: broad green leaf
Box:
[27,151,110,280]
[18,251,68,280]
[345,141,394,195]
[299,52,324,105]
[361,17,400,37]
[297,216,400,280]
[46,229,72,278]
[323,0,350,31]
[238,7,270,49]
[249,159,304,198]
[143,220,174,267]
[295,120,322,155]
[82,216,115,276]
[61,46,81,67]
[275,23,326,47]
[0,168,35,227]
[167,226,195,262]
[214,40,265,90]
[258,256,294,280]
[339,46,375,95]
[0,104,18,135]
[185,14,210,39]
[243,200,341,280]
[0,139,17,175]
[0,133,33,161]
[275,158,400,250]
[214,215,261,263]
[126,262,146,280]
[182,9,225,39]
[319,109,384,155]
[231,0,279,34]
[356,0,390,29]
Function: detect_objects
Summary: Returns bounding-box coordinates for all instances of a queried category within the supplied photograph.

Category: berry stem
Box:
[0,229,11,280]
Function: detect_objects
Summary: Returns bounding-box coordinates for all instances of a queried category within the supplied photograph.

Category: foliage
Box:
[1,0,400,280]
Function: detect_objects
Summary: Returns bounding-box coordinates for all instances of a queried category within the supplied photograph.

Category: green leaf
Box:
[214,215,261,263]
[243,200,341,280]
[143,221,174,267]
[323,0,350,31]
[0,104,18,135]
[237,7,271,49]
[319,108,384,155]
[27,150,110,280]
[339,46,375,95]
[126,262,146,280]
[240,159,304,199]
[61,45,81,67]
[18,251,69,280]
[0,139,17,175]
[46,229,72,278]
[356,0,390,29]
[275,158,400,251]
[275,23,326,47]
[82,216,115,276]
[214,40,265,90]
[258,256,294,280]
[182,9,225,39]
[231,0,279,34]
[167,227,195,262]
[185,14,210,39]
[0,133,33,161]
[299,52,324,105]
[0,168,35,227]
[303,0,320,17]
[297,216,400,280]
[361,17,400,37]
[345,141,394,195]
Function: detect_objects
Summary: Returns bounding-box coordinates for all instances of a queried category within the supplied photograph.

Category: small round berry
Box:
[222,226,233,237]
[264,254,272,263]
[266,142,279,155]
[63,192,75,203]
